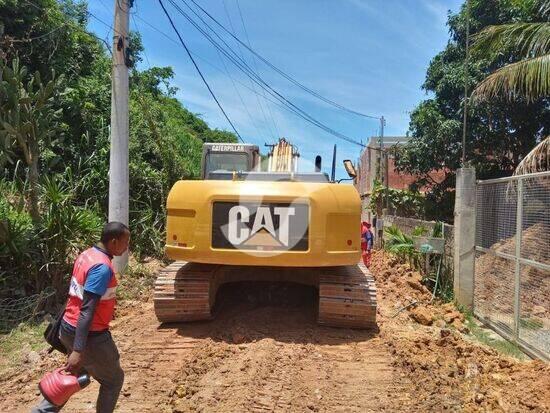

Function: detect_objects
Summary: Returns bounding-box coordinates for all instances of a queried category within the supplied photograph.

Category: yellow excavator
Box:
[153,139,376,328]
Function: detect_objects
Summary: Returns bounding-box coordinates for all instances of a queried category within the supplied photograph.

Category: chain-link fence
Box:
[0,289,55,333]
[474,171,549,361]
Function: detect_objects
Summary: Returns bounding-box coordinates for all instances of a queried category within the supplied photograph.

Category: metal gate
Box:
[474,171,549,361]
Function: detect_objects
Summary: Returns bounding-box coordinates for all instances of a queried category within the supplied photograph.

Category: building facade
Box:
[355,136,446,224]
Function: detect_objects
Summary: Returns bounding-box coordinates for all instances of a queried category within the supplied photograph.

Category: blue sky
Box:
[89,0,463,178]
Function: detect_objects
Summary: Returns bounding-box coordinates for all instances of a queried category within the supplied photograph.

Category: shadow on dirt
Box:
[159,281,379,345]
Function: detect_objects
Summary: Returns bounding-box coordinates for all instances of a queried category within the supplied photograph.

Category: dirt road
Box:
[1,252,548,412]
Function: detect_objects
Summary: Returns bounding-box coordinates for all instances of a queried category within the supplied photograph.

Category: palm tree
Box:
[471,3,549,174]
[472,5,550,102]
[513,135,549,175]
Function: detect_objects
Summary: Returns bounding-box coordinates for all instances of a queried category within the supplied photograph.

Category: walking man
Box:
[361,221,374,268]
[32,222,130,413]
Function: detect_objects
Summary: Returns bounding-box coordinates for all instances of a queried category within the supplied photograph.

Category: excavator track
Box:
[154,262,377,329]
[318,263,377,329]
[154,261,219,323]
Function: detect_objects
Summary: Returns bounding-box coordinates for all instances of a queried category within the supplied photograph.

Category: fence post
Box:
[453,167,476,309]
[513,177,523,341]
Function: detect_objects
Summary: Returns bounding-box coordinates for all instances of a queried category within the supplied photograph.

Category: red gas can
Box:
[38,368,91,406]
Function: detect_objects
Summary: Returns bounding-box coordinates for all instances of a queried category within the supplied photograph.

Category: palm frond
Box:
[472,22,550,59]
[471,54,550,102]
[514,135,549,175]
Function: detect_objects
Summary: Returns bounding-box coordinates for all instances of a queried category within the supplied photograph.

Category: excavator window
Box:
[204,152,250,178]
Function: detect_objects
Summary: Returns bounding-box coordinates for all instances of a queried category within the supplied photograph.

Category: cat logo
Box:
[212,202,309,251]
[228,205,294,247]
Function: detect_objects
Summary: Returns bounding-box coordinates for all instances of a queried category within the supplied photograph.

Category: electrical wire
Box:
[233,0,281,140]
[213,45,268,142]
[222,0,278,141]
[134,13,325,117]
[199,0,270,141]
[167,0,364,147]
[158,0,244,143]
[98,0,111,13]
[184,0,380,120]
[8,22,70,43]
[131,14,151,68]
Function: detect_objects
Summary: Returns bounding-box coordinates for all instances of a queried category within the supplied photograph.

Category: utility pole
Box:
[109,0,131,272]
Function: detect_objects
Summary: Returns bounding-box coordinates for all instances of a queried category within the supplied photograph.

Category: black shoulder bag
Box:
[44,307,68,354]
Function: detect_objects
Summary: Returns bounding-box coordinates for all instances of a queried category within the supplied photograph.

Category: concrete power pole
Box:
[109,0,131,272]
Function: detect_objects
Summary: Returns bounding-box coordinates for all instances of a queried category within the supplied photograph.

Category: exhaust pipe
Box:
[315,155,322,172]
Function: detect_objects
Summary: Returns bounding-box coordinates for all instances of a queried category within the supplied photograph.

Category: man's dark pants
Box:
[31,331,124,413]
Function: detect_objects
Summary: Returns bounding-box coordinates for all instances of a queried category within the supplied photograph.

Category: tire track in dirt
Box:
[5,281,411,412]
[166,283,412,412]
[67,304,208,413]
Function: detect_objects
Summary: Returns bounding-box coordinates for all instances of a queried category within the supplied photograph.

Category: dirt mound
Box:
[384,326,549,412]
[371,250,549,412]
[369,251,467,331]
[474,222,549,322]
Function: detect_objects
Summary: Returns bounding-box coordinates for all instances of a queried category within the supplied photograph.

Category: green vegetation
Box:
[368,180,424,218]
[461,310,527,359]
[472,6,550,103]
[0,0,237,304]
[117,263,157,301]
[393,0,550,221]
[384,224,453,302]
[383,225,419,267]
[0,320,50,373]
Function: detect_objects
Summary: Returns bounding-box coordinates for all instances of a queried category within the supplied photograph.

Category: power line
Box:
[168,0,365,147]
[98,0,111,13]
[135,9,365,147]
[131,14,151,68]
[9,21,70,43]
[234,0,281,140]
[172,0,364,147]
[158,0,244,143]
[133,14,332,122]
[222,0,278,141]
[185,0,380,120]
[129,15,365,147]
[213,45,268,142]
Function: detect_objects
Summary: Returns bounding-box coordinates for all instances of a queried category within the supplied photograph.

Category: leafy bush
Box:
[37,175,102,293]
[0,175,102,298]
[383,225,420,268]
[0,180,36,296]
[412,225,429,236]
[368,180,424,218]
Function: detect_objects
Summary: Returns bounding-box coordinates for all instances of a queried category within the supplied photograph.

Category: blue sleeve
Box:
[84,264,112,296]
[367,231,374,248]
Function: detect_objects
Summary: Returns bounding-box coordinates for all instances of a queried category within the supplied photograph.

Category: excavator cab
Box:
[201,143,260,179]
